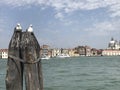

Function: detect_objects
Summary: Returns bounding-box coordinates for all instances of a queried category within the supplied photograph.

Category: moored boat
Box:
[56,54,70,58]
[41,55,50,60]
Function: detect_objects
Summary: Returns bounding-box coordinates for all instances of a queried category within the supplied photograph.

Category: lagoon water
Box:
[1,56,120,90]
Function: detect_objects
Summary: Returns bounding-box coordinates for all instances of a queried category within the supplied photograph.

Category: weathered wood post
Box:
[6,24,23,90]
[6,24,43,90]
[20,25,43,90]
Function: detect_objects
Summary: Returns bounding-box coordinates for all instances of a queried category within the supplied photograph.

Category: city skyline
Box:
[0,0,120,49]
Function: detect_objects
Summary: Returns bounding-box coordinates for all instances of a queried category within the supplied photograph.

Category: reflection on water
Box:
[1,56,120,90]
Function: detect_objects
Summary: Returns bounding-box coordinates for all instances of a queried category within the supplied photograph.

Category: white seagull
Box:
[27,24,33,32]
[16,23,22,30]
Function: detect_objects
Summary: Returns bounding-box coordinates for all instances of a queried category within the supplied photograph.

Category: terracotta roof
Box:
[0,49,8,52]
[103,49,120,52]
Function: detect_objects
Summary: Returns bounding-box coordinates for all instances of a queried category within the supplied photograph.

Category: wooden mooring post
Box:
[6,24,43,90]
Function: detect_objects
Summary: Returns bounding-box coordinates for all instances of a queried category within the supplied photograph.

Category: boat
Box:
[56,54,70,58]
[41,55,50,60]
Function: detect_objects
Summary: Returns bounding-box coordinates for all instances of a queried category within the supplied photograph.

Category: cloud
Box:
[109,2,120,17]
[55,12,64,20]
[0,18,7,32]
[1,0,120,18]
[85,20,120,36]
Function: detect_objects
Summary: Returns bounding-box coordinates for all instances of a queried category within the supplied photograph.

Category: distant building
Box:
[51,48,79,57]
[85,46,91,56]
[102,49,120,56]
[0,49,8,59]
[102,37,120,56]
[51,48,61,57]
[40,45,51,58]
[61,48,69,55]
[97,49,103,56]
[75,45,92,56]
[77,46,86,56]
[108,37,120,50]
[91,48,98,56]
[68,49,79,57]
[0,51,1,58]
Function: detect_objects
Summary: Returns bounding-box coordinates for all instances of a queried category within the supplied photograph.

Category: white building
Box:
[108,37,120,50]
[102,50,120,56]
[102,37,120,56]
[51,48,61,57]
[0,49,8,59]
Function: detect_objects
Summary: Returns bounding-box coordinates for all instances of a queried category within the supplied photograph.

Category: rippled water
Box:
[1,56,120,90]
[0,59,7,89]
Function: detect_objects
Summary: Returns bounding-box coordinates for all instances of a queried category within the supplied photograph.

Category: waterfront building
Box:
[85,46,91,56]
[0,51,1,58]
[61,48,69,55]
[40,45,51,58]
[102,37,120,56]
[108,37,120,50]
[0,49,8,59]
[102,49,120,56]
[75,46,92,56]
[91,48,98,56]
[77,46,86,56]
[51,48,79,57]
[68,49,79,57]
[97,49,103,56]
[51,48,61,57]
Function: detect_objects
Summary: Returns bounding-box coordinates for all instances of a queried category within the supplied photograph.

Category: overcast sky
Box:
[0,0,120,49]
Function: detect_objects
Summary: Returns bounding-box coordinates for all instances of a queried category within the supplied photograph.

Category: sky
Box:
[0,0,120,49]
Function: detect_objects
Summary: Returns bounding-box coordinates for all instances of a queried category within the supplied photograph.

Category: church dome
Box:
[109,40,115,44]
[109,37,115,44]
[108,37,116,48]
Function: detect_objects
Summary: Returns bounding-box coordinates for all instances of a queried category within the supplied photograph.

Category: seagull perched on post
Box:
[15,23,22,31]
[27,24,33,32]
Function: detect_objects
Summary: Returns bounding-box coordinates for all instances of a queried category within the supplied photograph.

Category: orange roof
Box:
[0,49,8,52]
[103,49,120,52]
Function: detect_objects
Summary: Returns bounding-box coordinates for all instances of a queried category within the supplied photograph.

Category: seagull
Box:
[27,24,33,32]
[16,23,22,30]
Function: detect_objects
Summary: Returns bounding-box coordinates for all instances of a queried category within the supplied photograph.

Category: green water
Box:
[1,56,120,90]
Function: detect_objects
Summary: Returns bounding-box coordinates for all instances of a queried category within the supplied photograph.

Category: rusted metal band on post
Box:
[8,55,41,64]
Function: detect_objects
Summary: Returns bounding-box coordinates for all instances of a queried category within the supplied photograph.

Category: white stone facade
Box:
[0,49,8,59]
[108,37,120,50]
[102,50,120,56]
